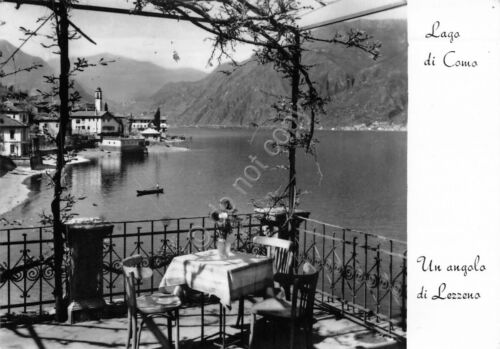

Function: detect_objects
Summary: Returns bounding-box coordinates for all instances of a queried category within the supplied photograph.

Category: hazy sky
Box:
[0,1,406,72]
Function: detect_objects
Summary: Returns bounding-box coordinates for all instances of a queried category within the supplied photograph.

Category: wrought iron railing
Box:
[0,214,406,338]
[296,217,406,337]
[0,214,264,315]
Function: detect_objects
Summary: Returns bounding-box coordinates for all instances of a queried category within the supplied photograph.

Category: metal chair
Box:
[122,255,182,349]
[248,265,319,349]
[236,236,293,327]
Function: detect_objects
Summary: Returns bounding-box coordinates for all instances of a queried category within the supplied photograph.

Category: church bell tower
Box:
[95,87,103,112]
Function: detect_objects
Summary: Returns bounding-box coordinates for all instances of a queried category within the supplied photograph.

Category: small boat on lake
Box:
[137,187,164,196]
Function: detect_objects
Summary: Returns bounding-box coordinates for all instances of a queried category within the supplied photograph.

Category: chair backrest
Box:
[122,255,153,314]
[253,236,293,274]
[274,265,319,320]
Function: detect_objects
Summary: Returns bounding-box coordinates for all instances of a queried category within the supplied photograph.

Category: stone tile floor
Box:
[0,302,405,349]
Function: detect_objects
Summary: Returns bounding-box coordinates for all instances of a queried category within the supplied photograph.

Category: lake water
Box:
[2,128,406,241]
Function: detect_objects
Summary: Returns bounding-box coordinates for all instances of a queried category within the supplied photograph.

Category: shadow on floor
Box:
[0,306,405,349]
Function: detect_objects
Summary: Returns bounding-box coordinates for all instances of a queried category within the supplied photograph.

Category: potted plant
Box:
[210,198,241,257]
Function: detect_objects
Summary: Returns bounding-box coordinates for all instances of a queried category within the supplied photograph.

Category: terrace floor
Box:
[0,300,405,349]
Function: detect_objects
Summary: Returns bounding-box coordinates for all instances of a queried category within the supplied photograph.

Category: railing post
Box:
[341,229,346,315]
[312,227,316,266]
[7,229,11,315]
[303,221,307,267]
[321,224,326,303]
[22,233,27,313]
[352,236,357,309]
[213,222,217,247]
[176,219,180,255]
[201,217,206,251]
[108,230,114,303]
[331,229,336,302]
[39,227,43,314]
[189,223,193,254]
[376,243,381,321]
[389,240,393,331]
[248,214,254,236]
[236,221,241,251]
[364,235,368,324]
[136,227,141,256]
[123,222,127,296]
[162,224,168,274]
[150,221,154,291]
[401,252,407,331]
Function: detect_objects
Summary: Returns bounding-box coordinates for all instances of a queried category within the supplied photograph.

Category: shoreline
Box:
[0,146,190,220]
[147,144,190,153]
[0,167,45,217]
[169,125,408,132]
[0,155,90,218]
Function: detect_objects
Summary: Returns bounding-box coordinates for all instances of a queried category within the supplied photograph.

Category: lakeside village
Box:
[0,87,186,172]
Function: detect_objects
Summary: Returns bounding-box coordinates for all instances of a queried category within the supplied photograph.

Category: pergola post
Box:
[288,29,301,237]
[51,0,71,322]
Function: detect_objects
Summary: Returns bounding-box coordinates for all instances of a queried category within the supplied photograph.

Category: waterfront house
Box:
[71,110,124,138]
[129,114,168,133]
[71,110,109,137]
[70,87,124,138]
[0,114,29,156]
[101,113,124,137]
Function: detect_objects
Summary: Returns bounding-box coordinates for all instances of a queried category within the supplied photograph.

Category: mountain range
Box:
[150,19,407,127]
[0,39,94,102]
[0,39,53,95]
[46,55,207,106]
[1,19,407,127]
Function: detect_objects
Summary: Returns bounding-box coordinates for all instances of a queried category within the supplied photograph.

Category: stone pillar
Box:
[65,219,113,323]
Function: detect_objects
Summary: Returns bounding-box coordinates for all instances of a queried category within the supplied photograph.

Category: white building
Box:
[129,115,168,133]
[0,114,29,157]
[70,87,123,138]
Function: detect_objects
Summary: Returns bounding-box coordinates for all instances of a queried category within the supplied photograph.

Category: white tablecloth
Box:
[159,250,273,307]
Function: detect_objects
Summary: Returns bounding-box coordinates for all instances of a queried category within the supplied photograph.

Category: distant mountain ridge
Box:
[2,19,407,128]
[0,40,92,102]
[47,54,207,108]
[150,19,408,128]
[0,39,55,95]
[1,41,207,111]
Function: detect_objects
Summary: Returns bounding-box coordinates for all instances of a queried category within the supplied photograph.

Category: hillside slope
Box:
[47,54,207,105]
[0,40,93,102]
[0,40,54,95]
[150,19,407,127]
